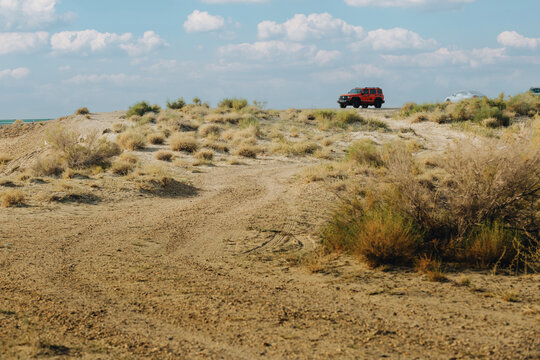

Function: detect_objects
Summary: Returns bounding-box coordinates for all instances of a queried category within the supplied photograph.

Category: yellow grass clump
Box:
[1,189,25,208]
[117,130,147,150]
[155,151,174,161]
[170,133,199,153]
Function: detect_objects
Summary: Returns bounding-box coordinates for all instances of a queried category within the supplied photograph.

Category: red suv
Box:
[338,87,385,109]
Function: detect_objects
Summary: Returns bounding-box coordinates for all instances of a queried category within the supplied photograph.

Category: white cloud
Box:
[258,13,363,42]
[313,64,386,83]
[64,73,141,85]
[219,40,341,67]
[50,30,166,56]
[345,0,475,9]
[313,50,342,65]
[51,30,132,52]
[0,0,72,30]
[219,40,316,62]
[497,31,540,49]
[0,67,30,79]
[119,31,168,56]
[184,10,225,33]
[382,47,506,68]
[0,31,49,54]
[352,27,437,51]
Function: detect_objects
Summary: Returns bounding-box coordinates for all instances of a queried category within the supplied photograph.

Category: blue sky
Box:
[0,0,539,118]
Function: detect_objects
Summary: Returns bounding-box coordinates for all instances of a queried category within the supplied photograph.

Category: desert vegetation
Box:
[320,123,540,272]
[401,92,539,130]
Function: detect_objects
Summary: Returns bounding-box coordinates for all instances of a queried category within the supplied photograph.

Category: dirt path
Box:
[1,112,539,359]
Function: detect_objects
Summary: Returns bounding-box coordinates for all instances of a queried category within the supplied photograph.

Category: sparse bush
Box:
[1,189,25,208]
[155,151,174,161]
[321,131,539,271]
[170,133,199,153]
[117,130,146,150]
[118,152,139,165]
[346,139,384,167]
[46,126,121,168]
[32,154,64,176]
[75,107,90,115]
[192,97,202,106]
[111,160,135,176]
[219,98,248,110]
[112,123,126,133]
[194,149,214,161]
[167,98,186,110]
[236,145,262,158]
[203,140,229,153]
[148,133,165,145]
[126,101,161,118]
[199,124,223,137]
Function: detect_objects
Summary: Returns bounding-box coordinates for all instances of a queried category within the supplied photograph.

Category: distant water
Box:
[0,118,53,125]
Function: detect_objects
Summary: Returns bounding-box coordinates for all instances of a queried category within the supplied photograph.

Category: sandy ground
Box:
[0,110,539,359]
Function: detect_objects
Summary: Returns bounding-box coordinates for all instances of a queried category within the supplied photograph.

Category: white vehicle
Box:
[445,90,486,103]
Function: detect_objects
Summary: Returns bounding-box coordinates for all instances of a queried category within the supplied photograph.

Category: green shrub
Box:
[219,98,248,110]
[126,101,161,118]
[167,98,186,110]
[346,139,383,167]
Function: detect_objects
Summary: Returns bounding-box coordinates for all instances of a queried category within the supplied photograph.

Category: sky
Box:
[0,0,539,118]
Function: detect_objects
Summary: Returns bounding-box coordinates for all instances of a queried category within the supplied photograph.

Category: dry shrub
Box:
[412,113,429,123]
[148,133,165,145]
[321,129,539,271]
[155,151,174,161]
[111,160,135,176]
[112,123,126,133]
[236,145,262,158]
[416,255,447,282]
[270,140,320,156]
[199,124,223,137]
[203,140,229,153]
[132,165,174,192]
[194,149,214,161]
[118,152,139,165]
[346,139,384,167]
[46,126,121,168]
[322,202,421,268]
[32,154,64,176]
[170,133,199,153]
[205,112,244,124]
[1,189,25,207]
[116,130,146,150]
[75,107,89,115]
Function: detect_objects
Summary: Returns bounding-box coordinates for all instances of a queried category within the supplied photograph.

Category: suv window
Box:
[362,89,369,94]
[377,89,382,94]
[370,89,376,95]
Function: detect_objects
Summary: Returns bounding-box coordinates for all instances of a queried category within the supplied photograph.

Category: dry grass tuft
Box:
[111,160,135,176]
[199,124,223,137]
[32,154,64,176]
[155,151,174,162]
[416,255,447,282]
[116,130,146,150]
[46,126,121,168]
[75,107,89,115]
[235,145,263,158]
[194,149,214,161]
[170,133,199,153]
[147,133,165,145]
[1,189,25,208]
[112,123,126,133]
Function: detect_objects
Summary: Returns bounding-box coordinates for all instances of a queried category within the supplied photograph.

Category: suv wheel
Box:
[340,104,346,109]
[374,99,382,109]
[352,99,361,108]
